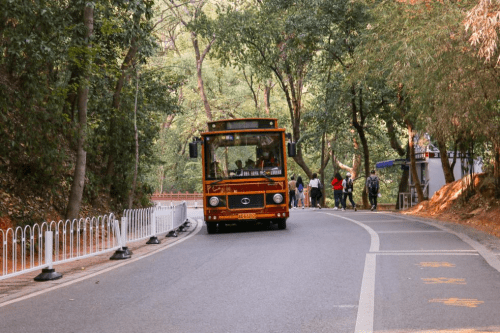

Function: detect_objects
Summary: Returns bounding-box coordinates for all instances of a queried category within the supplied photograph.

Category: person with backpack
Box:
[296,176,305,209]
[288,176,297,208]
[308,173,322,209]
[342,172,357,211]
[366,169,380,211]
[331,172,343,210]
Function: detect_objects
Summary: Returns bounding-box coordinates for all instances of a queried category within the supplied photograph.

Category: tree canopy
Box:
[1,0,500,225]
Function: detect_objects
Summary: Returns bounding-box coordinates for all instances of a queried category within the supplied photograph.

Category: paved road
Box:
[1,210,500,333]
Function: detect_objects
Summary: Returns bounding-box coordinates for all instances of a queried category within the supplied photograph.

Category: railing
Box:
[1,202,202,281]
[1,214,120,280]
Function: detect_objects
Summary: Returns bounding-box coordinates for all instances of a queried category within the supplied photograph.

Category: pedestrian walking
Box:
[342,172,357,211]
[366,169,380,211]
[331,172,343,210]
[288,176,297,208]
[308,173,322,209]
[296,176,305,209]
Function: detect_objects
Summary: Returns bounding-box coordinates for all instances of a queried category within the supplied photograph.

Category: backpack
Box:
[344,178,353,192]
[367,176,379,194]
[298,183,303,192]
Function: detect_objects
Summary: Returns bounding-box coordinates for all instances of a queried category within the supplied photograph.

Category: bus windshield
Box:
[205,132,284,180]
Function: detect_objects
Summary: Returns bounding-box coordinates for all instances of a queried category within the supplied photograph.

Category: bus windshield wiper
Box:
[210,177,226,186]
[261,172,275,184]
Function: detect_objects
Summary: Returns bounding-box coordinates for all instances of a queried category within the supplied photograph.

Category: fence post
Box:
[166,205,177,237]
[34,231,63,281]
[146,208,160,244]
[180,202,190,230]
[121,217,133,256]
[110,218,131,260]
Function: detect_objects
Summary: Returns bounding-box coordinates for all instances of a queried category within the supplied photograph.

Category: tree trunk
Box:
[494,142,500,198]
[395,144,410,210]
[264,80,272,115]
[128,71,140,209]
[436,137,455,183]
[407,122,425,202]
[350,85,369,208]
[386,119,406,156]
[66,6,93,220]
[192,33,213,121]
[105,38,139,193]
[320,132,326,206]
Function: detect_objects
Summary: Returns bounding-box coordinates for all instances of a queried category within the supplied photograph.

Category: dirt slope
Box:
[402,173,500,238]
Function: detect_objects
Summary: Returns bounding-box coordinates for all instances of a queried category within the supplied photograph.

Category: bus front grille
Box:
[228,194,264,209]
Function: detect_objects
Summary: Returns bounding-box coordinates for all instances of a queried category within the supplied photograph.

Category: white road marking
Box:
[385,213,500,274]
[355,253,376,333]
[377,230,445,233]
[324,213,379,333]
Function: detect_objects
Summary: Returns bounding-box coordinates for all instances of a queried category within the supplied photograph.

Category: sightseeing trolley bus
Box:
[189,118,296,233]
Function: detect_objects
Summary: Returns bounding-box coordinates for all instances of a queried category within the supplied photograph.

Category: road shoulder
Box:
[0,219,201,307]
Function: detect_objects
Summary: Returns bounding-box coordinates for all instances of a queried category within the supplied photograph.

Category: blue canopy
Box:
[376,160,394,169]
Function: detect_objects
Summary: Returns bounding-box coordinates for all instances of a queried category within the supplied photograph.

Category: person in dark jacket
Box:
[288,176,297,208]
[366,169,380,211]
[331,172,343,210]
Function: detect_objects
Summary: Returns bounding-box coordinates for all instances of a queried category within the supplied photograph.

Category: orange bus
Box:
[189,118,296,233]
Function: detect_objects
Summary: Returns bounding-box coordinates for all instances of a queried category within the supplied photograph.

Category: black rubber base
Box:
[34,268,63,282]
[166,230,178,237]
[110,248,131,260]
[122,246,133,255]
[146,236,160,244]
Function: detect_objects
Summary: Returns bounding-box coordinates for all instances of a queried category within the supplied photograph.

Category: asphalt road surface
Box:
[1,209,500,333]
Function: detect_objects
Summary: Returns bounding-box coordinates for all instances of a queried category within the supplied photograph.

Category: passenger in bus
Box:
[235,160,243,175]
[244,159,256,169]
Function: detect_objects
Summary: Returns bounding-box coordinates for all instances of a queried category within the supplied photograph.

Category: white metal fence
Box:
[0,202,200,281]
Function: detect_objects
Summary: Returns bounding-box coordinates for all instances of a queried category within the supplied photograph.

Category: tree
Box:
[66,4,93,220]
[205,0,368,180]
[164,0,216,121]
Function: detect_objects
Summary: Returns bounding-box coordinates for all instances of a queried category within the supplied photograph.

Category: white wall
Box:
[427,157,482,199]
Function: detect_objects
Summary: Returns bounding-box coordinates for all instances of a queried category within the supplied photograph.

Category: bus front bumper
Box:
[205,211,288,221]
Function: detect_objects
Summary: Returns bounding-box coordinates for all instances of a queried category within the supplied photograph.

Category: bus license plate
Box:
[238,213,256,220]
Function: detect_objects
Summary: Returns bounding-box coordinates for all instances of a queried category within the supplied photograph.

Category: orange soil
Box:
[403,173,500,238]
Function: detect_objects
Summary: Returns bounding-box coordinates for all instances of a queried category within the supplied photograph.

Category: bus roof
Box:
[205,118,279,132]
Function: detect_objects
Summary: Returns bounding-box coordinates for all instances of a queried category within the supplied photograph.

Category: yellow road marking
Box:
[417,262,456,268]
[421,277,466,285]
[428,298,484,307]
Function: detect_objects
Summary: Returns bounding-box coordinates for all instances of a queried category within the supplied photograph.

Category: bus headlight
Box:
[273,193,284,204]
[209,196,220,207]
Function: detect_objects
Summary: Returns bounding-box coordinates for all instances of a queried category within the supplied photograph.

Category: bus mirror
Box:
[189,142,198,158]
[288,142,296,157]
